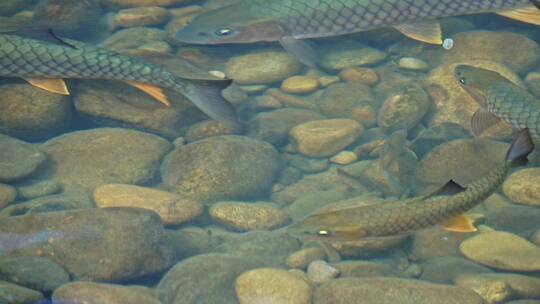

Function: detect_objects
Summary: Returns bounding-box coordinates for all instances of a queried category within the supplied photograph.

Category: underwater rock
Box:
[0,191,94,217]
[32,0,103,37]
[317,82,375,122]
[161,135,281,203]
[290,119,363,157]
[525,71,540,98]
[377,84,430,132]
[415,138,507,195]
[209,201,290,232]
[423,60,522,130]
[313,277,483,304]
[281,76,319,94]
[0,134,46,183]
[332,261,402,279]
[212,230,300,268]
[502,168,540,207]
[319,41,387,70]
[286,247,327,269]
[93,184,203,226]
[235,268,311,304]
[0,207,174,282]
[0,81,72,141]
[39,128,171,193]
[100,27,167,52]
[0,0,34,16]
[460,231,540,272]
[247,108,324,146]
[485,205,540,238]
[113,6,171,28]
[441,31,540,74]
[398,57,430,71]
[53,282,160,304]
[164,226,212,261]
[0,281,44,304]
[157,253,255,304]
[409,227,473,261]
[0,184,16,210]
[409,123,470,159]
[307,260,340,284]
[225,50,301,85]
[14,180,61,200]
[339,67,379,86]
[185,120,240,143]
[330,151,357,165]
[419,256,493,284]
[328,235,407,259]
[0,257,69,293]
[285,153,329,174]
[74,80,202,139]
[103,0,189,8]
[454,273,540,302]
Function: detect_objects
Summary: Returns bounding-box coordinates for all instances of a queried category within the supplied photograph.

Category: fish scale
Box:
[259,0,531,38]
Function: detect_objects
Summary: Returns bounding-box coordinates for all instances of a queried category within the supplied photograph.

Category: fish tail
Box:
[506,128,534,167]
[174,77,239,125]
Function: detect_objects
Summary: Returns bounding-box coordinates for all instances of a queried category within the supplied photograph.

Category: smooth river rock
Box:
[225,50,301,85]
[161,135,281,202]
[93,184,203,225]
[0,134,46,183]
[460,231,540,272]
[502,168,540,206]
[53,282,161,304]
[209,201,290,232]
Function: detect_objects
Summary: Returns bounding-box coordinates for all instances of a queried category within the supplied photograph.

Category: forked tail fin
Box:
[179,77,239,125]
[506,128,534,167]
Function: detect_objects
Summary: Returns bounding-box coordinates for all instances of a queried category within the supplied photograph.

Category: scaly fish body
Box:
[455,65,540,139]
[288,129,534,240]
[0,33,236,123]
[176,0,533,44]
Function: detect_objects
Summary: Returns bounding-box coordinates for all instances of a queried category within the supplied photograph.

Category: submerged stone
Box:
[53,282,161,304]
[0,134,46,183]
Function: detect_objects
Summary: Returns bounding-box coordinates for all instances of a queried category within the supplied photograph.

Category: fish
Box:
[287,129,534,241]
[176,0,540,66]
[0,29,237,124]
[455,65,540,139]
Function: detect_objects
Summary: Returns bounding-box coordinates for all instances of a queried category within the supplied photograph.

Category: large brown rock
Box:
[0,134,46,183]
[0,208,175,281]
[161,135,281,202]
[39,128,171,192]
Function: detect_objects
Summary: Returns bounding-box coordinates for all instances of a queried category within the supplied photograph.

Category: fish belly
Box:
[272,0,530,38]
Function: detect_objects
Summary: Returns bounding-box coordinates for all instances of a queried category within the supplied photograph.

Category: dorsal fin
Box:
[394,20,443,45]
[425,180,466,198]
[9,26,76,48]
[497,6,540,25]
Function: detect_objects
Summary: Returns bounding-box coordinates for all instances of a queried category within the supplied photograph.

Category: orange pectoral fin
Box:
[497,6,540,26]
[124,81,171,106]
[441,214,477,233]
[24,78,70,95]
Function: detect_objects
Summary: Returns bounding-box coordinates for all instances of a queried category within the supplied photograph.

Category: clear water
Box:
[0,1,539,304]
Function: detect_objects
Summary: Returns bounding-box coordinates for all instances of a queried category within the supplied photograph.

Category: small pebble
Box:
[398,57,430,71]
[339,67,379,86]
[281,76,319,94]
[330,151,358,165]
[307,260,340,284]
[318,76,340,87]
[209,70,226,79]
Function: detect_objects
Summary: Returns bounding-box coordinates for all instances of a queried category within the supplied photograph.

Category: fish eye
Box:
[459,77,467,85]
[216,28,234,36]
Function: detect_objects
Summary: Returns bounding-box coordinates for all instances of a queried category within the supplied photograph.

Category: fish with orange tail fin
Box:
[288,129,534,241]
[0,30,237,124]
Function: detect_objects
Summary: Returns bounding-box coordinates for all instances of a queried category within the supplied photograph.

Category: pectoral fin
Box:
[123,81,170,106]
[441,214,477,232]
[24,78,70,95]
[497,6,540,26]
[394,20,443,45]
[471,108,501,136]
[279,36,318,68]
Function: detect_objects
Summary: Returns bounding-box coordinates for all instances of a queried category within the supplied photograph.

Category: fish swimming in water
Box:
[455,65,540,139]
[176,0,540,66]
[288,129,534,241]
[0,30,237,123]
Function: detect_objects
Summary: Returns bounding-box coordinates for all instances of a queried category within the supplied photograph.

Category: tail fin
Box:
[180,77,239,125]
[506,128,534,167]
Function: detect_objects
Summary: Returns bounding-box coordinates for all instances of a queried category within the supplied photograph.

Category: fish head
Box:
[175,5,285,44]
[287,212,369,242]
[454,65,503,107]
